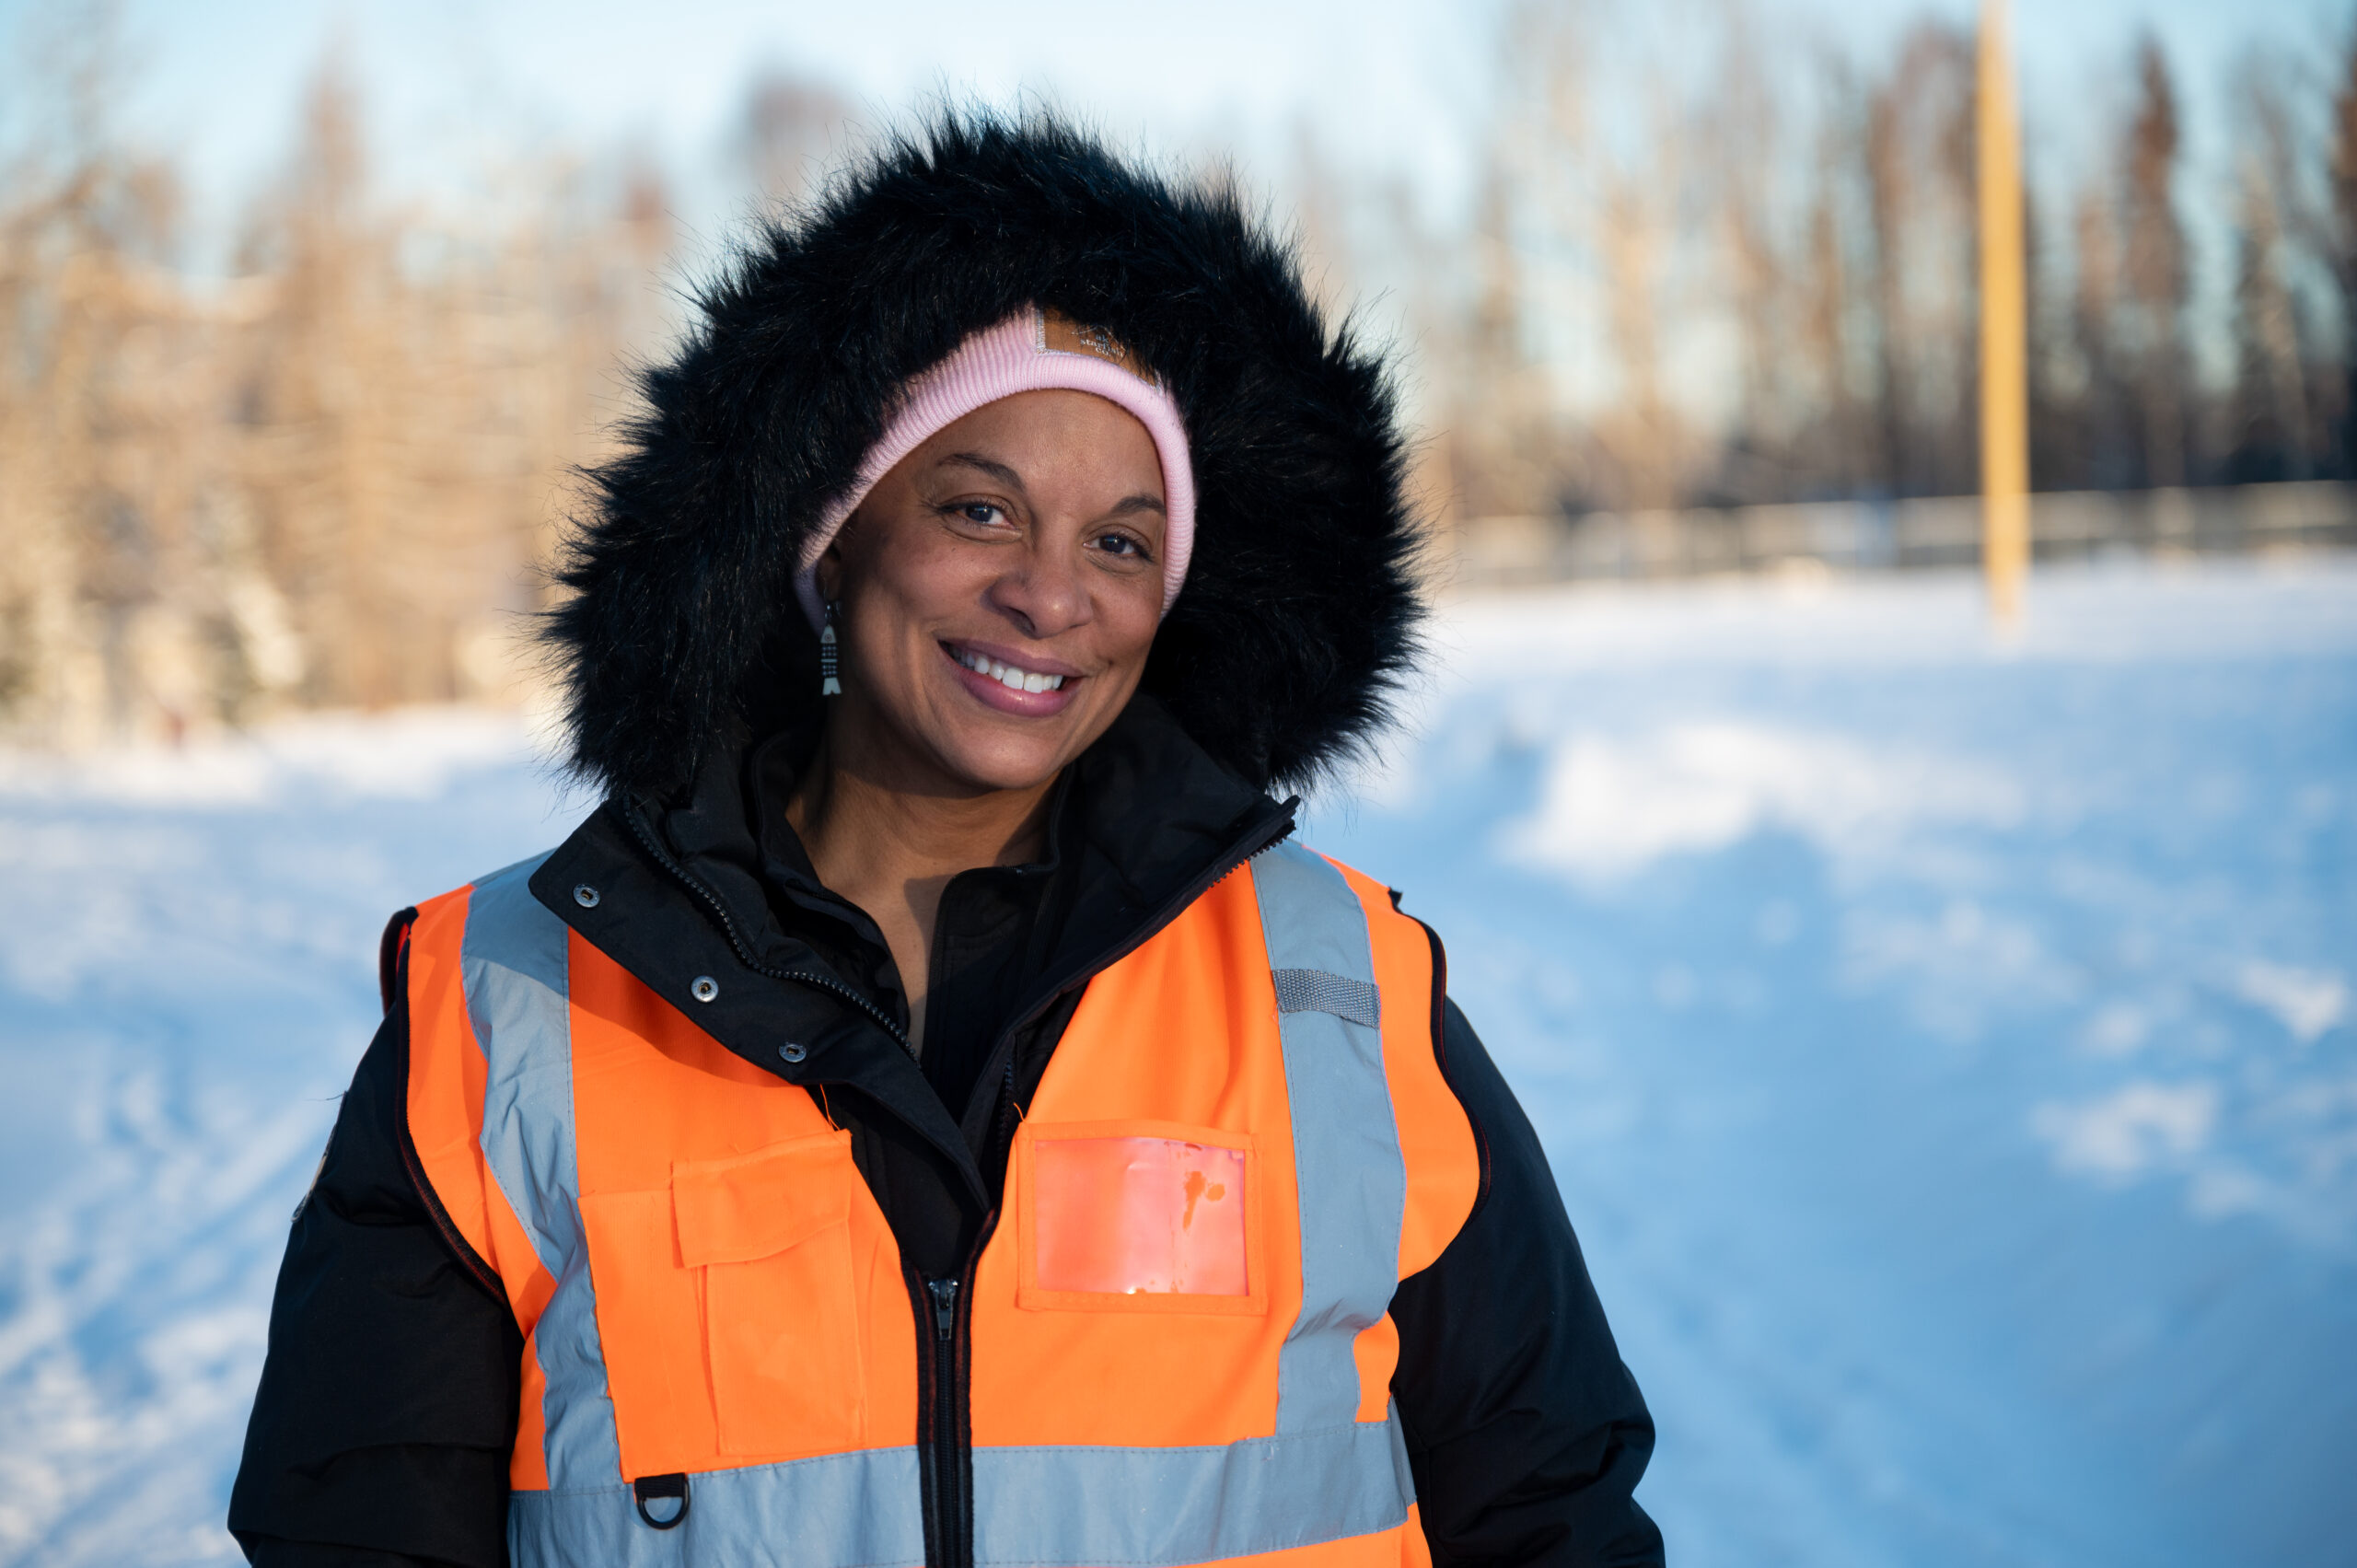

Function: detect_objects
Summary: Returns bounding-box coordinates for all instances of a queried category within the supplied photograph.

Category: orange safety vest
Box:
[402,839,1480,1568]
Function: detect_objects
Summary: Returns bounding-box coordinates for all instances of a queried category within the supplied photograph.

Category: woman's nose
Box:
[985,540,1091,639]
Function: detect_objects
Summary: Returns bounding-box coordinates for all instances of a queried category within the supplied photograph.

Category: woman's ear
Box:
[815,530,847,603]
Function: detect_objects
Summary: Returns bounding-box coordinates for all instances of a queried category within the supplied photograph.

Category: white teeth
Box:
[954,647,1064,693]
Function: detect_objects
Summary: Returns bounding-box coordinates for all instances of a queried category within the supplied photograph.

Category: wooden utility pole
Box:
[1978,0,2030,627]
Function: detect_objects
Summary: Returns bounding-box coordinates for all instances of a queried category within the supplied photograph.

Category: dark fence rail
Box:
[1451,483,2357,585]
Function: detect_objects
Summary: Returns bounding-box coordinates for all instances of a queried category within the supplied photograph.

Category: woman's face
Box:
[818,389,1168,796]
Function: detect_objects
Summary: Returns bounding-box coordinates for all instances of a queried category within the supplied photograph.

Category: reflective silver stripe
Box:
[1250,840,1411,1441]
[1272,967,1381,1028]
[460,854,624,1492]
[508,1446,925,1568]
[974,1414,1414,1568]
[504,1418,1410,1568]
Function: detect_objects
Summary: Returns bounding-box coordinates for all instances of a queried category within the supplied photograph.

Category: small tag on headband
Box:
[1039,308,1158,388]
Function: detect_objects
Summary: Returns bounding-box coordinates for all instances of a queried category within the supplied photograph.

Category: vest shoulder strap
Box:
[1260,842,1481,1284]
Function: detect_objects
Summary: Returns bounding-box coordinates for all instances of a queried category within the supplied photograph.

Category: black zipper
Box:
[920,807,1297,1568]
[920,1276,969,1568]
[614,797,911,1047]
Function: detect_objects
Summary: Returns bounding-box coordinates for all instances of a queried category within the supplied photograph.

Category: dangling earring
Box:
[819,601,842,697]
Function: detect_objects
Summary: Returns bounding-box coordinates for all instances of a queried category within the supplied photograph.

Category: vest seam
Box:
[509,1421,1395,1479]
[516,1444,928,1494]
[979,1532,1407,1568]
[389,920,508,1307]
[1411,914,1493,1223]
[378,905,417,1016]
[968,1422,1396,1457]
[984,1530,1406,1568]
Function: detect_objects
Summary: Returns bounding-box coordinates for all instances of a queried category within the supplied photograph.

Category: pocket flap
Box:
[673,1131,853,1267]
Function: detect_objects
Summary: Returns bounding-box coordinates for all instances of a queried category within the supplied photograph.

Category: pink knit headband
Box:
[795,307,1196,631]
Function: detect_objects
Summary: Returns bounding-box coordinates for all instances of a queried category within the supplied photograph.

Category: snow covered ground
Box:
[2,559,2351,1566]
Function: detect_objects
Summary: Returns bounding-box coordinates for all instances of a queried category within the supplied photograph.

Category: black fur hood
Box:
[545,111,1424,801]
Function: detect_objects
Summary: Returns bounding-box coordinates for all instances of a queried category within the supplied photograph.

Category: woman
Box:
[230,116,1660,1568]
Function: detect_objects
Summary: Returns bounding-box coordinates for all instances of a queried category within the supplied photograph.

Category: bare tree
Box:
[2319,20,2357,471]
[1710,2,1789,460]
[2119,37,2191,486]
[2066,184,2135,487]
[1860,23,1976,498]
[1794,57,1870,496]
[1450,156,1560,518]
[2227,65,2316,480]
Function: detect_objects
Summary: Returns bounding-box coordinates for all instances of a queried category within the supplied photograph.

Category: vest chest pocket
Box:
[1015,1120,1269,1316]
[672,1131,867,1457]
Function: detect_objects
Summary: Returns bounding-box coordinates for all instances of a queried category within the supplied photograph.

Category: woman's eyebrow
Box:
[941,453,1164,517]
[940,452,1025,493]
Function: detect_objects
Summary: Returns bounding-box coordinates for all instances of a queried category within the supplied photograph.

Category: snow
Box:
[4,559,2353,1566]
[0,709,584,1565]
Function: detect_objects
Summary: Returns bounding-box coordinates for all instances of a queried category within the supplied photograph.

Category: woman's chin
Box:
[930,715,1104,796]
[945,759,1066,796]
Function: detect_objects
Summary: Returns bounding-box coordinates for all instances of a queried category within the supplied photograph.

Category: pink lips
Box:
[941,641,1083,718]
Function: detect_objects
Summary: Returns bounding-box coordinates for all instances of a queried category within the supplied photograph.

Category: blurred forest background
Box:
[3,0,2353,746]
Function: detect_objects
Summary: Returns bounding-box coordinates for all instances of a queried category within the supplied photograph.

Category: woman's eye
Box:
[1094,532,1149,560]
[958,503,1006,527]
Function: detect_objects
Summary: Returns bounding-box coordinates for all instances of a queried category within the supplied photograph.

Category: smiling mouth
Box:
[947,645,1070,693]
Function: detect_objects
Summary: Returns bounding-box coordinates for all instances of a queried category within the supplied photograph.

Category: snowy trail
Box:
[0,714,585,1564]
[4,562,2353,1566]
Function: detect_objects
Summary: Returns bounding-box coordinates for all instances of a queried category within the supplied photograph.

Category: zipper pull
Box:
[928,1277,960,1342]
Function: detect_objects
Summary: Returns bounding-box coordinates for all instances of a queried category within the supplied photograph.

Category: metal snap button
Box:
[573,884,600,909]
[690,976,719,1004]
[777,1042,807,1064]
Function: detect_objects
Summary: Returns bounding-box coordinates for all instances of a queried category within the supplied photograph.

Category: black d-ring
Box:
[633,1472,690,1530]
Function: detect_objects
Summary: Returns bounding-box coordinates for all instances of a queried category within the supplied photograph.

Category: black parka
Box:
[230,113,1661,1567]
[230,701,1659,1567]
